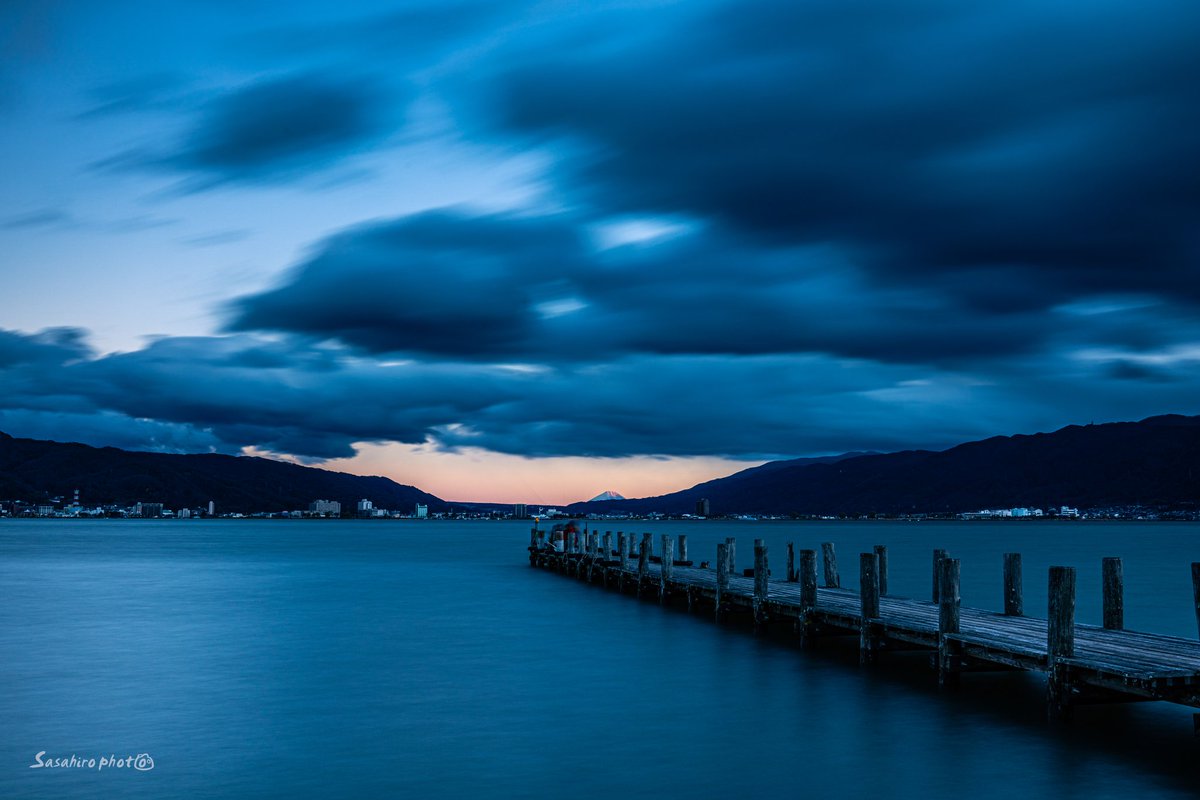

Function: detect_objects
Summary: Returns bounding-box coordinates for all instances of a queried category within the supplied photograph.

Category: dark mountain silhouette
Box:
[0,432,446,514]
[566,416,1200,515]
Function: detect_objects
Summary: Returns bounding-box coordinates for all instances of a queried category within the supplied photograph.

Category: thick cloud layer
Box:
[5,0,1199,469]
[3,328,1200,461]
[490,0,1200,307]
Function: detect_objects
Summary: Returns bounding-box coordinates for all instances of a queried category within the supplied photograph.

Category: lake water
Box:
[2,519,1199,799]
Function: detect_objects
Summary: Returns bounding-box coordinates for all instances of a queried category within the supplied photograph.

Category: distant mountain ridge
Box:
[588,490,626,502]
[0,432,446,514]
[566,416,1200,515]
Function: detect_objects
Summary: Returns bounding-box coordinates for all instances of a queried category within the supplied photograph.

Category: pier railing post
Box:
[933,548,948,603]
[874,545,888,596]
[638,533,651,597]
[716,543,730,622]
[678,534,688,565]
[753,540,769,631]
[1102,557,1123,630]
[661,535,674,604]
[787,542,797,582]
[726,537,737,575]
[617,533,628,590]
[1003,553,1023,616]
[822,542,840,588]
[938,558,961,687]
[1191,563,1200,639]
[860,552,881,664]
[1048,566,1077,721]
[799,549,818,648]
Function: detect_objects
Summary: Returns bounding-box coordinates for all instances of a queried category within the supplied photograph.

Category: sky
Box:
[1,1,1199,505]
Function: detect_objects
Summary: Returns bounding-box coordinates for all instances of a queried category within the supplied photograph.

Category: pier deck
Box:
[528,532,1200,722]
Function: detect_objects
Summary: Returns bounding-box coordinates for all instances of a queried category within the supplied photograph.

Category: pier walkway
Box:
[528,529,1200,723]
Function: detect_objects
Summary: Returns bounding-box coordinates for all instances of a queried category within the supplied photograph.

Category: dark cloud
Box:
[229,209,1065,366]
[3,328,1200,462]
[488,0,1200,307]
[171,75,397,182]
[94,74,403,186]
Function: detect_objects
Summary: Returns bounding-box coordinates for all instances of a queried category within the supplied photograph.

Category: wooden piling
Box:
[1048,566,1077,721]
[933,548,948,603]
[617,532,628,589]
[1102,557,1123,631]
[716,543,730,622]
[753,541,769,630]
[787,542,797,582]
[529,528,538,566]
[660,535,674,603]
[874,545,888,596]
[637,533,651,596]
[860,552,880,664]
[798,549,818,648]
[1192,563,1200,640]
[678,534,688,564]
[821,542,840,588]
[938,557,961,687]
[1003,553,1023,616]
[726,537,737,575]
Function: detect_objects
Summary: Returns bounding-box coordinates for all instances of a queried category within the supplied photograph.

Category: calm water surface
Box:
[2,519,1199,799]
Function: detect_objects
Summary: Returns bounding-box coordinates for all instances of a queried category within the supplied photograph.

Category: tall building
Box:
[513,503,527,519]
[136,502,163,518]
[357,498,374,512]
[207,500,215,517]
[415,504,428,519]
[696,498,710,517]
[309,499,342,517]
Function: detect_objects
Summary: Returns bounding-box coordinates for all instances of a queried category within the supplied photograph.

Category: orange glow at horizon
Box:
[322,442,761,506]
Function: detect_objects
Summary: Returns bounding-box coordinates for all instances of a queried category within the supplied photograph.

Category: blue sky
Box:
[2,0,1199,503]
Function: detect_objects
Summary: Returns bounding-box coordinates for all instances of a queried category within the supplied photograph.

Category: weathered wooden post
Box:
[786,542,797,582]
[678,534,688,564]
[660,534,674,604]
[603,532,612,562]
[1102,557,1123,630]
[1003,553,1023,616]
[716,543,730,622]
[726,537,737,575]
[529,528,538,566]
[617,532,628,590]
[821,542,840,588]
[1048,566,1077,721]
[933,548,948,602]
[637,533,651,597]
[753,541,769,631]
[860,552,880,664]
[798,549,818,648]
[874,545,888,596]
[1191,563,1200,640]
[938,557,961,687]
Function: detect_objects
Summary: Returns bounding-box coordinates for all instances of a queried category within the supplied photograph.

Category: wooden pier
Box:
[528,529,1200,724]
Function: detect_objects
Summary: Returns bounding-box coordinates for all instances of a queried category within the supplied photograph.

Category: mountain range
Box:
[4,413,1199,516]
[566,415,1200,516]
[0,431,446,514]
